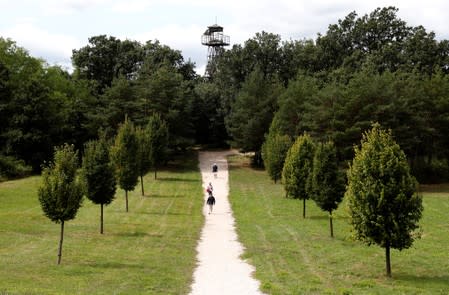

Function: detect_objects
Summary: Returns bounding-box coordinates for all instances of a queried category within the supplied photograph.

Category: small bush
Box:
[0,155,32,181]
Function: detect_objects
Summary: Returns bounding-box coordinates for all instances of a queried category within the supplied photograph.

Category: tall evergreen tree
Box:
[346,123,423,277]
[111,117,139,212]
[38,144,84,264]
[226,67,283,166]
[282,133,315,218]
[82,135,117,234]
[311,141,345,237]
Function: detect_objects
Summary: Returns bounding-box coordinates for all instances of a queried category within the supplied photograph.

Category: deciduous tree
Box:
[147,113,169,180]
[346,123,423,277]
[310,141,345,237]
[38,144,83,264]
[262,132,292,183]
[282,133,315,218]
[82,135,116,234]
[111,117,139,212]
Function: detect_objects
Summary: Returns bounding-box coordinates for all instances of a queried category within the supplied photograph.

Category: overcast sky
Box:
[1,0,448,74]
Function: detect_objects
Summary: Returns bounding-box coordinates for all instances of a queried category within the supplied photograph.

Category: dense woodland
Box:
[1,7,449,182]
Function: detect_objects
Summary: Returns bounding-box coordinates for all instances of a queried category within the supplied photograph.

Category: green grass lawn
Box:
[228,155,449,295]
[0,152,204,295]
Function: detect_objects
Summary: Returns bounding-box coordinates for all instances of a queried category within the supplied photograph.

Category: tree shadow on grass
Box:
[85,261,144,269]
[136,211,193,216]
[394,273,449,288]
[307,215,329,220]
[141,194,186,198]
[114,231,163,238]
[155,177,199,182]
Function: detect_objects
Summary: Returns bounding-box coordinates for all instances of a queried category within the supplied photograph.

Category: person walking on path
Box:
[206,182,213,196]
[206,194,215,214]
[212,162,218,178]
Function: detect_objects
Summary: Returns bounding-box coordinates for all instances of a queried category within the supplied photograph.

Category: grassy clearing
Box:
[228,155,449,295]
[0,152,203,295]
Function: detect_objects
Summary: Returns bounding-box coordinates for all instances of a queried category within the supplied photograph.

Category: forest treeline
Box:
[1,7,449,182]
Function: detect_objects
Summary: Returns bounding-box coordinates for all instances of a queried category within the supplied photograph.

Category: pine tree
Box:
[282,133,315,218]
[346,123,423,277]
[82,135,116,234]
[38,144,84,264]
[111,117,139,212]
[311,141,345,237]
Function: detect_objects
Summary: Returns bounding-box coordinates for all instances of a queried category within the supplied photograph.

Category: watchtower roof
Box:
[204,24,224,35]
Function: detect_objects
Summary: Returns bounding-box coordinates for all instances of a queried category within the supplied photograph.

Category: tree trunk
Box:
[303,199,306,218]
[154,168,157,180]
[100,203,104,234]
[329,211,334,238]
[58,221,64,265]
[125,190,129,212]
[386,240,392,277]
[140,174,144,196]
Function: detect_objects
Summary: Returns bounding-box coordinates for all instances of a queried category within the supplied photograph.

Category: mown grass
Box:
[0,152,204,295]
[228,155,449,295]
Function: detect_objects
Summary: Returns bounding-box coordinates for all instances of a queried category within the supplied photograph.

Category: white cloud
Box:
[1,22,81,70]
[111,0,152,13]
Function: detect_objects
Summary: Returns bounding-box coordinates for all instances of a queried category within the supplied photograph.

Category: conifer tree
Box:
[311,141,345,237]
[111,117,139,212]
[38,144,84,264]
[82,135,116,233]
[346,123,423,277]
[282,133,315,218]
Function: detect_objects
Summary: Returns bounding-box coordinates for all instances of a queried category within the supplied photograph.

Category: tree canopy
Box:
[2,6,449,183]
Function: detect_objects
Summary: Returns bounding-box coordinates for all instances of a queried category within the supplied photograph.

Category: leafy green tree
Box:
[262,132,292,183]
[82,135,116,234]
[139,65,194,150]
[111,117,139,212]
[72,35,143,93]
[135,124,152,196]
[282,133,315,218]
[346,124,423,277]
[311,141,345,237]
[99,76,141,132]
[38,144,84,264]
[147,113,169,180]
[269,74,320,138]
[0,38,74,171]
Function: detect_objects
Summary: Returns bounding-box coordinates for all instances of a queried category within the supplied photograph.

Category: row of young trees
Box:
[38,114,168,264]
[262,124,423,277]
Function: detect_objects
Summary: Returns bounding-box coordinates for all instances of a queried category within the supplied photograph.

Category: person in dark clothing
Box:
[206,194,216,214]
[212,163,218,178]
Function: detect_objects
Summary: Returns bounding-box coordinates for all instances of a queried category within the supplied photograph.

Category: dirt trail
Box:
[189,150,264,295]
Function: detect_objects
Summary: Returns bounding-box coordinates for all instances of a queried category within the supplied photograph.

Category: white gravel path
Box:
[189,150,265,295]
